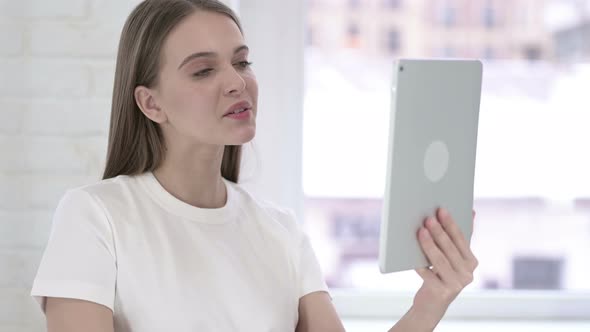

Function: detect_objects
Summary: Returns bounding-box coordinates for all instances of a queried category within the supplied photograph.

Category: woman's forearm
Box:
[387,306,441,332]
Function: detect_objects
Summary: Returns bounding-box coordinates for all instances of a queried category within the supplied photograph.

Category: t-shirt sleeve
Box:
[30,188,117,313]
[286,209,331,299]
[298,231,331,299]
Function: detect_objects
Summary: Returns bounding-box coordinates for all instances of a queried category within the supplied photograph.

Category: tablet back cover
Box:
[379,59,483,273]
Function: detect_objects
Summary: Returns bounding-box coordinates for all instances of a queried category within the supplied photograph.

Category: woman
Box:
[31,0,478,331]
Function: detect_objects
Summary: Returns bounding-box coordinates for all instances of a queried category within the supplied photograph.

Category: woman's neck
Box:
[152,147,227,209]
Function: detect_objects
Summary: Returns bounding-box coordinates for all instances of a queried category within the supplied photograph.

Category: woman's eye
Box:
[193,68,213,77]
[236,61,253,69]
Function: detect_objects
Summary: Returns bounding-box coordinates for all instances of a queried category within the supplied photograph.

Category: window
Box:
[442,45,455,57]
[303,0,590,319]
[443,5,456,27]
[554,22,590,62]
[348,0,361,10]
[524,45,542,60]
[347,23,360,37]
[306,26,314,46]
[386,29,400,53]
[383,0,402,9]
[483,46,494,59]
[346,23,361,48]
[513,257,564,290]
[483,6,495,28]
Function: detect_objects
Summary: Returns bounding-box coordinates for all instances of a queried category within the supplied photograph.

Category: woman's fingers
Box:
[437,208,478,269]
[414,209,479,311]
[415,266,442,285]
[417,226,459,286]
[424,216,467,275]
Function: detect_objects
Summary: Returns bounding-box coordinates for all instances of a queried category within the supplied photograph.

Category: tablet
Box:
[379,59,483,274]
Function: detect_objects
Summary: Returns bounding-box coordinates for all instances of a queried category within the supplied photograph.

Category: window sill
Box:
[342,319,590,332]
[332,289,590,320]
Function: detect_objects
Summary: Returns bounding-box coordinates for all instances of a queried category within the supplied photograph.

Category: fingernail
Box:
[440,208,449,218]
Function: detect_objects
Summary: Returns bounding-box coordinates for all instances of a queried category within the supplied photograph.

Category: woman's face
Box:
[151,10,258,148]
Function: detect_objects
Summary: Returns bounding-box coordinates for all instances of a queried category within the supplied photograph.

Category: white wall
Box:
[237,0,305,218]
[0,0,135,330]
[0,0,305,330]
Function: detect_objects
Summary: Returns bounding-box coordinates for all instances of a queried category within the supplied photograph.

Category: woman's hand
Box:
[411,208,478,326]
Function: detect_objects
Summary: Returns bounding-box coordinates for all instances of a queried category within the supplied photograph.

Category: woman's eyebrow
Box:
[177,51,215,69]
[177,45,249,70]
[233,45,249,55]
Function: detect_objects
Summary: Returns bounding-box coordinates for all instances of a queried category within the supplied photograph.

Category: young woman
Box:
[31,1,478,331]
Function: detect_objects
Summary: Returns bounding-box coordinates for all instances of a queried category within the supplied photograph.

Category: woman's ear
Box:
[134,86,167,124]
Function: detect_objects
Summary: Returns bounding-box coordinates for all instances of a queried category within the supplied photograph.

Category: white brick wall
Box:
[30,23,121,57]
[0,59,91,98]
[0,136,108,175]
[0,24,24,56]
[0,211,53,248]
[0,0,87,19]
[22,100,111,135]
[0,0,134,331]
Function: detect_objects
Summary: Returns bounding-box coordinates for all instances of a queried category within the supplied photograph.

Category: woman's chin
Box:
[230,129,256,145]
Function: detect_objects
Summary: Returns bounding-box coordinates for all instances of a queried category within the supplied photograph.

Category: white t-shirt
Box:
[31,172,329,332]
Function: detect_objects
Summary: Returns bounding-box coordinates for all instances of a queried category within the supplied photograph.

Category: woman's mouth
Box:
[224,108,252,120]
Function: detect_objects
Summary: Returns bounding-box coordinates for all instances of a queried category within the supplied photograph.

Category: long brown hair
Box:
[102,0,244,182]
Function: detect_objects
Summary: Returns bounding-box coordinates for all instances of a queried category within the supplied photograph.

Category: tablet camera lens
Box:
[399,66,404,72]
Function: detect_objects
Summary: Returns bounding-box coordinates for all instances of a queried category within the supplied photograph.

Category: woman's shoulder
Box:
[229,181,302,234]
[48,175,137,233]
[63,174,136,200]
[56,173,142,216]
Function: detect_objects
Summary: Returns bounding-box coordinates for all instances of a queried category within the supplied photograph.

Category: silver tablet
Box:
[379,59,483,274]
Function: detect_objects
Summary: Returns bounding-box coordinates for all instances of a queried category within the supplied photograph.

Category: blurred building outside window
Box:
[303,0,590,303]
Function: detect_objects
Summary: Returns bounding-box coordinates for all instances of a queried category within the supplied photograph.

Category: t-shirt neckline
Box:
[135,171,238,224]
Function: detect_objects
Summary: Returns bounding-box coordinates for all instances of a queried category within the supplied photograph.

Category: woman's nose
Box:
[223,67,246,96]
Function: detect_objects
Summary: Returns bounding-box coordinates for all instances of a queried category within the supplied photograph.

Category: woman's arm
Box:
[387,306,439,332]
[298,209,478,332]
[391,208,479,331]
[45,297,114,332]
[296,291,345,332]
